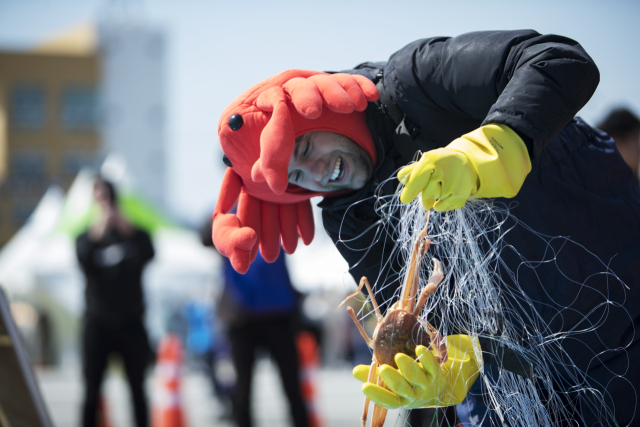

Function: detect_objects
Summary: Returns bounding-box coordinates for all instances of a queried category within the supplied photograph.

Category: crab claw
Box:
[428,259,445,288]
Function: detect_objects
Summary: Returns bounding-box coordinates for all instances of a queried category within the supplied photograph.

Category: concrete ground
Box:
[36,359,408,427]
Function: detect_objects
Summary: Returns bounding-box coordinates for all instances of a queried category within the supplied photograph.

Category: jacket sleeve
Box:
[76,232,97,273]
[134,229,155,266]
[383,30,600,158]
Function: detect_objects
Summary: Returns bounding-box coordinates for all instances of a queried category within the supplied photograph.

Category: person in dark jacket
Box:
[211,30,640,426]
[76,178,155,427]
[201,217,309,427]
[221,253,309,427]
[597,107,640,180]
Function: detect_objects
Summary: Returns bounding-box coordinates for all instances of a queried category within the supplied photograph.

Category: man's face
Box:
[93,181,111,209]
[287,131,373,192]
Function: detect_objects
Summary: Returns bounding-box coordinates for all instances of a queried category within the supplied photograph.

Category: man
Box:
[201,217,309,427]
[76,178,155,427]
[222,252,309,427]
[211,30,640,426]
[597,107,640,180]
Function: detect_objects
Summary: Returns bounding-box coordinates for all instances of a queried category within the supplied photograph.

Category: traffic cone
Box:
[296,331,323,427]
[96,394,112,427]
[151,334,187,427]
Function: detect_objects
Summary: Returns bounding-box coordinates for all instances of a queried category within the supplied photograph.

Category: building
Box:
[98,21,167,211]
[0,22,168,247]
[0,25,100,246]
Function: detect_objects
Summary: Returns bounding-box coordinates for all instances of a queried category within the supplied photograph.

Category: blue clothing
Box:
[181,301,216,355]
[221,250,308,427]
[223,251,298,316]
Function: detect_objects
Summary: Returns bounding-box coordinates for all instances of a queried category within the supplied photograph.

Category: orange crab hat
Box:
[213,69,379,273]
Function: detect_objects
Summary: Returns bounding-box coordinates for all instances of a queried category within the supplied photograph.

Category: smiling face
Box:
[287,131,374,192]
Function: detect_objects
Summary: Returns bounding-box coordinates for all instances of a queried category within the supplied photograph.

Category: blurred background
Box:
[0,0,638,426]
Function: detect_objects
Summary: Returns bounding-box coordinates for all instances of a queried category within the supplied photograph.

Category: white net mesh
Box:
[343,182,632,426]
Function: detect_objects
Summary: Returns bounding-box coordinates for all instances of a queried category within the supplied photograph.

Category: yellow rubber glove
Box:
[352,335,482,409]
[398,124,532,212]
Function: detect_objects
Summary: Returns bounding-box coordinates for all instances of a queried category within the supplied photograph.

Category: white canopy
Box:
[0,169,220,336]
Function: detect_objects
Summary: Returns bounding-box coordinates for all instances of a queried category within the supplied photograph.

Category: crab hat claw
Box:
[252,86,296,194]
[282,77,323,119]
[212,168,316,274]
[258,198,315,263]
[212,213,257,274]
[284,72,379,117]
[212,169,257,273]
[250,73,379,195]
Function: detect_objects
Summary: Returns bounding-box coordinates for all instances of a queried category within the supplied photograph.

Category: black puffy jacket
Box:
[320,30,599,303]
[319,30,640,425]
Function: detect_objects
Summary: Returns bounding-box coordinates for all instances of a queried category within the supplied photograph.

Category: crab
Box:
[339,212,447,427]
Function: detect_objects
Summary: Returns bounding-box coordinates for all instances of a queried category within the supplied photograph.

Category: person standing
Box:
[598,107,640,181]
[221,251,309,427]
[76,178,155,427]
[201,215,309,427]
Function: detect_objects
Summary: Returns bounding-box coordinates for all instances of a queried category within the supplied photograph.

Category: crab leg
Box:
[361,356,380,427]
[361,397,371,427]
[339,276,383,320]
[412,259,444,317]
[338,279,366,309]
[401,211,431,312]
[412,288,431,318]
[361,277,383,320]
[346,306,373,348]
[407,238,432,313]
[426,321,448,364]
[371,377,389,427]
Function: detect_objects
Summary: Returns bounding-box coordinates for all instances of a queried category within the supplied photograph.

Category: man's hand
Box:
[398,148,478,211]
[398,124,532,211]
[353,335,481,409]
[89,205,133,241]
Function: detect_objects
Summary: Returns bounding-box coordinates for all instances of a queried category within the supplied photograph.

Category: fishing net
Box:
[341,177,633,426]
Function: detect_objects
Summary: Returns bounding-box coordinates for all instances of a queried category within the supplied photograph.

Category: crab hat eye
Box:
[228,114,243,130]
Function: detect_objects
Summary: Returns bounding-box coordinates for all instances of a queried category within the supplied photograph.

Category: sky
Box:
[1,0,639,289]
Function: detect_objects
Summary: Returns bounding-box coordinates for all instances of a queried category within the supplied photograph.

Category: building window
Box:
[10,85,46,129]
[12,152,46,178]
[61,87,99,130]
[63,152,97,176]
[12,203,37,225]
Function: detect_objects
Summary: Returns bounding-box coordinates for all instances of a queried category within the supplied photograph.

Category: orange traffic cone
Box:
[296,331,323,427]
[96,394,112,427]
[151,334,187,427]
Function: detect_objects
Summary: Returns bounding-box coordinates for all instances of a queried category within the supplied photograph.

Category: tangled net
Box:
[340,180,634,426]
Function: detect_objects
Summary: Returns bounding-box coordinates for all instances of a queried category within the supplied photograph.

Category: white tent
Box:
[0,168,220,345]
[0,185,67,299]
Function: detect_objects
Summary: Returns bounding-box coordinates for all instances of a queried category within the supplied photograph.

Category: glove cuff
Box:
[447,124,532,199]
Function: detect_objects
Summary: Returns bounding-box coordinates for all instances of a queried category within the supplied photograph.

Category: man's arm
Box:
[384,30,600,158]
[75,232,97,274]
[134,229,155,265]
